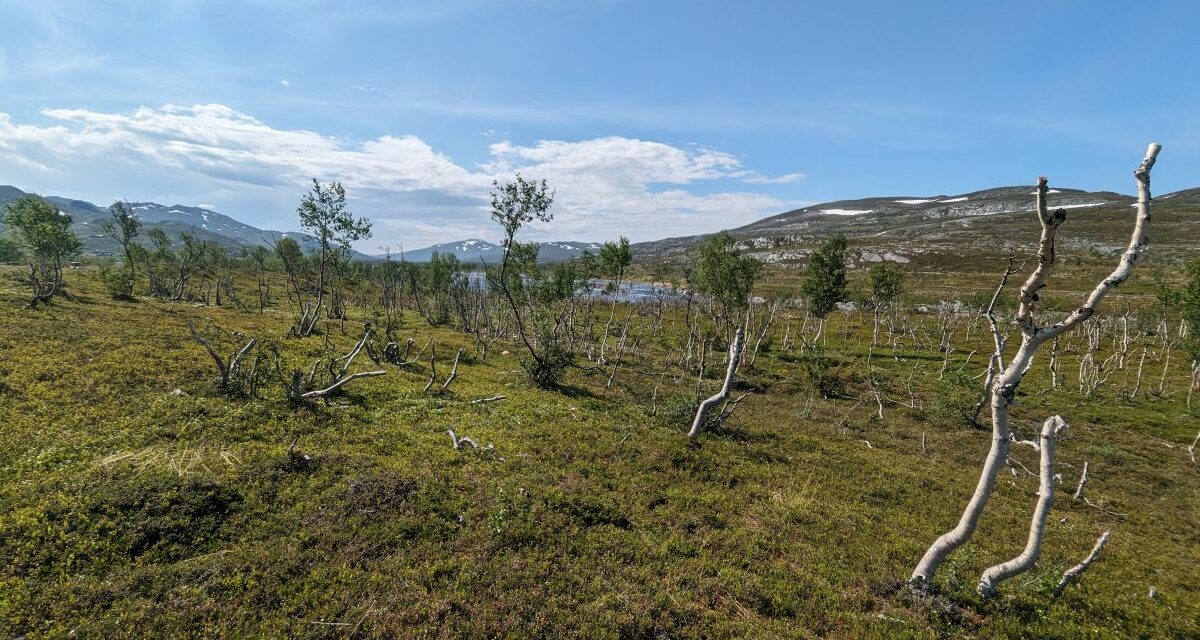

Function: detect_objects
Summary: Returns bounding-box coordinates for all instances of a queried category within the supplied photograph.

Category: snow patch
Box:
[940,197,968,203]
[820,208,873,216]
[895,199,933,205]
[1045,202,1106,210]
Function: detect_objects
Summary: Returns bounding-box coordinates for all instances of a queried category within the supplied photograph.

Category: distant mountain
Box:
[0,186,369,259]
[395,239,602,264]
[633,185,1200,268]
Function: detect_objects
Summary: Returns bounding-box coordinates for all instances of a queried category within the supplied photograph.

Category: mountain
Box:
[395,239,602,264]
[634,185,1200,268]
[0,186,368,259]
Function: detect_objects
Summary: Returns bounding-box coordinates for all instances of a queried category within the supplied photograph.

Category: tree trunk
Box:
[688,328,744,439]
[977,415,1066,597]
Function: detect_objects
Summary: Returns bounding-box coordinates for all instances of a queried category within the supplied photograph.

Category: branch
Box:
[1036,143,1162,342]
[299,370,386,399]
[188,321,228,383]
[442,349,462,391]
[1053,530,1111,597]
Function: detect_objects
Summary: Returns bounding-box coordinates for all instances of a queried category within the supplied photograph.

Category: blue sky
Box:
[0,0,1197,249]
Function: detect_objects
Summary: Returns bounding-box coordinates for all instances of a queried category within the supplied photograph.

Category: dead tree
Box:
[188,321,256,393]
[442,349,463,391]
[1053,530,1111,597]
[1073,461,1091,501]
[910,144,1161,590]
[977,415,1067,597]
[688,328,744,438]
[423,341,438,393]
[284,331,386,402]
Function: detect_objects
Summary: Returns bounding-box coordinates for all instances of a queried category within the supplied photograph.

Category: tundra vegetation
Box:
[0,150,1197,638]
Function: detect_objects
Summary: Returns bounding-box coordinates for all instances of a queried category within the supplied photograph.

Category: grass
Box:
[0,264,1197,638]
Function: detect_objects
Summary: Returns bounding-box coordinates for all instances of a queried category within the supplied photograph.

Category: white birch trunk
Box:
[688,328,744,439]
[977,415,1066,597]
[910,144,1160,589]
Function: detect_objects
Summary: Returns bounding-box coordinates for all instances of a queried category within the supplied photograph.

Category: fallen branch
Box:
[300,370,386,400]
[469,394,506,404]
[1053,530,1111,597]
[447,428,479,450]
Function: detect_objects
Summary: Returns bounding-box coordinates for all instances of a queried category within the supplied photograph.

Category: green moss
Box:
[0,265,1196,638]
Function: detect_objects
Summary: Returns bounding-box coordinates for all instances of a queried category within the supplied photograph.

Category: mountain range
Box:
[0,186,599,263]
[3,183,1197,268]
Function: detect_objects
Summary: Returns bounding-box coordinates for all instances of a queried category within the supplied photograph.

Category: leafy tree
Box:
[866,262,906,308]
[691,231,761,330]
[801,233,848,318]
[100,201,142,299]
[489,174,566,388]
[597,236,632,290]
[3,195,81,307]
[596,236,633,356]
[296,179,372,335]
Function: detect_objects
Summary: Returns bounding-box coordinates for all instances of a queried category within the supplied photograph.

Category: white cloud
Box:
[279,79,290,86]
[0,103,799,247]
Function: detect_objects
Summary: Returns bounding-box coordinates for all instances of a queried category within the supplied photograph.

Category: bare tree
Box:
[688,328,745,438]
[188,321,257,394]
[910,144,1161,590]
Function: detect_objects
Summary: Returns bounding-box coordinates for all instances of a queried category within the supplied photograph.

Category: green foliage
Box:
[798,345,842,397]
[490,173,555,242]
[98,202,142,299]
[3,196,82,265]
[297,179,372,254]
[1183,258,1200,361]
[3,195,82,304]
[865,262,905,307]
[0,257,1197,638]
[800,234,847,318]
[597,236,632,285]
[0,238,21,263]
[98,262,138,300]
[691,231,761,315]
[490,175,571,389]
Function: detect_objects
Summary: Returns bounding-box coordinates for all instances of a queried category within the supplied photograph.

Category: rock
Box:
[836,301,858,313]
[170,388,188,396]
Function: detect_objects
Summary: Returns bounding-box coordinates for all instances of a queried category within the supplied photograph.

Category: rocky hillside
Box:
[634,185,1200,269]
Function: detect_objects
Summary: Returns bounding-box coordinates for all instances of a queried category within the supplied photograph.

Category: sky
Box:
[0,0,1197,251]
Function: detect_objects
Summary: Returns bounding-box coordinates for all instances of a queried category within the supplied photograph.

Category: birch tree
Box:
[3,195,82,307]
[909,143,1162,590]
[295,179,372,336]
